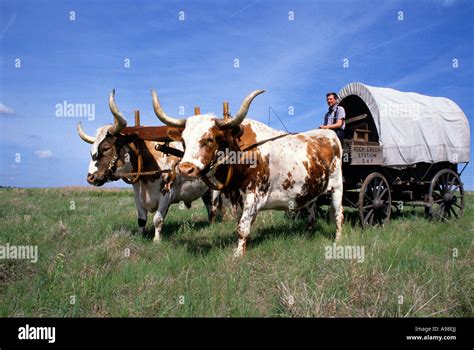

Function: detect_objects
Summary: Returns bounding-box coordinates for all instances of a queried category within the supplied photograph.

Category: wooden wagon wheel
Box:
[358,172,391,228]
[427,169,464,221]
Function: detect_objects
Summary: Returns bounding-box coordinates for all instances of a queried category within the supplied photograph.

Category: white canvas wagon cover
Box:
[338,82,470,166]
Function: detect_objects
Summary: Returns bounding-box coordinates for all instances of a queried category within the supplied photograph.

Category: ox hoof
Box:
[233,249,244,258]
[233,247,246,258]
[153,237,162,244]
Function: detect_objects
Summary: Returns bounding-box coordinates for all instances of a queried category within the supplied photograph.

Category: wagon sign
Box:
[349,143,383,165]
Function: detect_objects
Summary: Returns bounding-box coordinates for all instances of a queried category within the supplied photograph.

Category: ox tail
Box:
[328,134,344,241]
[330,134,343,175]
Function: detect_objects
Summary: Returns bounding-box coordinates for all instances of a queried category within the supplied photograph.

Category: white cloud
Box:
[0,14,16,41]
[35,150,52,159]
[442,0,456,8]
[0,103,15,115]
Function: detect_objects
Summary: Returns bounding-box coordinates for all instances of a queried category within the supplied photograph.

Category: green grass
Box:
[0,187,472,317]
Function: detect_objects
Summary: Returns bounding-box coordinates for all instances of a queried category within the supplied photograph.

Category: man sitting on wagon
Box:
[319,92,345,142]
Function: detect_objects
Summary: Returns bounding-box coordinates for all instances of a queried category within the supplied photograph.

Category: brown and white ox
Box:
[77,90,221,242]
[151,89,344,257]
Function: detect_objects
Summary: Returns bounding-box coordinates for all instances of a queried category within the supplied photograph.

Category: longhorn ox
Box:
[151,89,343,256]
[77,90,223,241]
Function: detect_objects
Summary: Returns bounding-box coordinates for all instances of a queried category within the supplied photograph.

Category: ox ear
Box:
[121,133,138,144]
[167,127,183,141]
[230,125,244,138]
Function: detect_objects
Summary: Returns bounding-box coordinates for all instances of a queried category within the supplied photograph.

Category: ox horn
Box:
[77,122,95,144]
[215,90,265,129]
[151,90,186,128]
[108,89,127,135]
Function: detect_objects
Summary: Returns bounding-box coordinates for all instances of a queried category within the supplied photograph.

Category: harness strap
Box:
[98,139,175,184]
[119,141,143,184]
[119,141,183,184]
[241,132,294,152]
[155,143,184,158]
[201,164,234,191]
[119,168,171,180]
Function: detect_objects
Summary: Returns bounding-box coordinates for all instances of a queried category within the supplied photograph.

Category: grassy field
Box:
[0,187,472,317]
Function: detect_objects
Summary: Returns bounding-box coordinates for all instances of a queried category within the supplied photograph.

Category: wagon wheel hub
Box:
[373,198,384,209]
[443,192,453,203]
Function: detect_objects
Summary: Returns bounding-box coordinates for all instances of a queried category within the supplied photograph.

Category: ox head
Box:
[151,89,264,179]
[77,90,136,186]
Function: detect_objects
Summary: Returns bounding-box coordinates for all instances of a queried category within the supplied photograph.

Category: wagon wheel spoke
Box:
[364,209,374,225]
[368,210,375,226]
[432,191,443,200]
[433,203,444,218]
[375,179,382,197]
[439,203,449,221]
[451,202,463,213]
[435,210,446,221]
[368,183,375,197]
[446,205,452,218]
[446,173,453,185]
[363,204,374,210]
[444,176,454,194]
[438,175,445,191]
[379,187,388,199]
[382,202,390,217]
[364,193,373,203]
[442,173,449,190]
[449,206,459,219]
[373,178,380,193]
[447,176,456,192]
[379,184,386,198]
[435,182,445,194]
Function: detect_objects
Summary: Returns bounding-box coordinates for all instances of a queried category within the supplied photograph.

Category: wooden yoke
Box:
[134,110,141,126]
[223,101,230,121]
[120,109,173,142]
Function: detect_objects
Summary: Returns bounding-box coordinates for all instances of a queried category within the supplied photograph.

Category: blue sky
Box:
[0,0,473,188]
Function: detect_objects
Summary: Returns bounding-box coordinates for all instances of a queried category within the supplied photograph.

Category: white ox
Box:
[77,91,222,242]
[151,89,344,257]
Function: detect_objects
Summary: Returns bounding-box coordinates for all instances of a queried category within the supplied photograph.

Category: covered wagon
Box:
[334,82,470,226]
